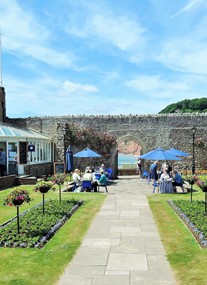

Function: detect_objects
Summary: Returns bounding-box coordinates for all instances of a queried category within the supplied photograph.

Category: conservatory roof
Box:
[0,125,51,140]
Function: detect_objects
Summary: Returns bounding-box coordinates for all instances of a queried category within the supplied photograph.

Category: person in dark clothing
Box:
[0,148,6,176]
[136,157,142,176]
[150,161,158,180]
[172,169,184,193]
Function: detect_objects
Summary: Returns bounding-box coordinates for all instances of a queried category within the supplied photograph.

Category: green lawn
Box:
[148,187,207,285]
[0,185,106,285]
[1,182,207,285]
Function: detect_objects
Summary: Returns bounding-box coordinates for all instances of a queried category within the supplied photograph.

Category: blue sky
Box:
[0,0,207,118]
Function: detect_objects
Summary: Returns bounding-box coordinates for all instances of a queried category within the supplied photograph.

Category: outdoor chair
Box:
[95,173,101,180]
[142,170,149,181]
[82,180,93,192]
[72,182,76,192]
[98,181,108,193]
[152,179,160,193]
[107,168,113,180]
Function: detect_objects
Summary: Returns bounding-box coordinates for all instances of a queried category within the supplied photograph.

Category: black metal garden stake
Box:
[59,184,62,203]
[42,193,45,215]
[16,205,20,234]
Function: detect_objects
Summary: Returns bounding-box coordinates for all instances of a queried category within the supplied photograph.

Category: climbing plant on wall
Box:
[65,123,117,157]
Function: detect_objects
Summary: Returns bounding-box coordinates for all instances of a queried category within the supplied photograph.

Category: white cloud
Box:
[171,0,205,17]
[62,80,98,93]
[125,75,189,96]
[91,15,145,51]
[64,4,145,52]
[0,0,75,67]
[157,39,207,74]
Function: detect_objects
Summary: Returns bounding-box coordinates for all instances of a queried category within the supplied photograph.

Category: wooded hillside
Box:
[159,98,207,114]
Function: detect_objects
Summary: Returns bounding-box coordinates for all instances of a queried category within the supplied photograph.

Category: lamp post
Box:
[192,126,196,175]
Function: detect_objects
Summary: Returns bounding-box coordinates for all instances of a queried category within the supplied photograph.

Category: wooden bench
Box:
[182,181,196,193]
[62,181,74,192]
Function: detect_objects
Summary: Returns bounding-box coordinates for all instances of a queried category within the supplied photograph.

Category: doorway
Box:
[8,142,18,175]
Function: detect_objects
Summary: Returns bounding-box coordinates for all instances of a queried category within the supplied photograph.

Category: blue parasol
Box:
[166,148,189,157]
[140,147,181,161]
[73,147,101,158]
[65,145,74,173]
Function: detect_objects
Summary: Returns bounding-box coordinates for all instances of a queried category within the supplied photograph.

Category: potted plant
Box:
[50,174,66,202]
[34,180,55,214]
[196,178,207,192]
[50,174,66,185]
[196,177,207,215]
[183,174,198,203]
[34,180,55,193]
[3,188,32,206]
[3,188,32,234]
[184,174,198,185]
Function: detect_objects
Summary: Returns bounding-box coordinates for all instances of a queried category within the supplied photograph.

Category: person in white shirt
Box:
[160,168,170,181]
[72,169,82,192]
[83,168,93,181]
[99,164,105,172]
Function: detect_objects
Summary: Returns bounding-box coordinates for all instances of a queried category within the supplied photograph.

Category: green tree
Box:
[159,98,207,114]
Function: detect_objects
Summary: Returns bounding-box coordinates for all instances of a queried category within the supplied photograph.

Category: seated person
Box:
[82,169,93,192]
[91,168,98,192]
[83,169,93,181]
[99,164,105,172]
[97,170,108,193]
[162,162,172,177]
[72,169,82,192]
[85,165,91,172]
[172,169,184,193]
[160,168,171,181]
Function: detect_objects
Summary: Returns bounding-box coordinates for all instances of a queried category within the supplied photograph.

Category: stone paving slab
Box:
[106,253,148,271]
[57,176,177,285]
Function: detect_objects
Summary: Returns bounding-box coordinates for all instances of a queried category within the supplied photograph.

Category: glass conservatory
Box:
[0,124,53,175]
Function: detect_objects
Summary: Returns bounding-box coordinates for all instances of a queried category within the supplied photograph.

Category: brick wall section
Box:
[6,114,207,172]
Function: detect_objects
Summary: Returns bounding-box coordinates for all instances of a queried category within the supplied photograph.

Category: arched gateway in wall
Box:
[116,134,145,156]
[7,113,207,176]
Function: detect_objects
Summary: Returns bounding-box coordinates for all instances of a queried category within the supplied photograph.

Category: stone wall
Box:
[23,162,53,177]
[0,175,17,190]
[6,113,207,173]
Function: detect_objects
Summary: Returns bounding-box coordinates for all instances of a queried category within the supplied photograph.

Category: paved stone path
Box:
[57,176,177,285]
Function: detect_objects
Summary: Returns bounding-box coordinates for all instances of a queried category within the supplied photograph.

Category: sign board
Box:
[54,162,65,175]
[28,144,35,152]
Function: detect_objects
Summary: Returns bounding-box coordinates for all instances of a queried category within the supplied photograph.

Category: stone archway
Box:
[116,134,146,173]
[116,134,145,156]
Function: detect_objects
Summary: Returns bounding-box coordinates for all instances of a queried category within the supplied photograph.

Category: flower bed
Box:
[0,199,83,248]
[168,200,207,248]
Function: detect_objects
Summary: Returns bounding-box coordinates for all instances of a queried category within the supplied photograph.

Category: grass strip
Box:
[148,190,207,285]
[0,185,106,285]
